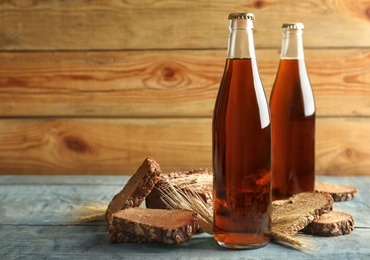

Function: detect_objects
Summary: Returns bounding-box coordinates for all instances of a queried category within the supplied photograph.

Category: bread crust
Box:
[105,157,161,223]
[271,192,334,235]
[315,181,357,202]
[109,208,198,244]
[303,211,354,236]
[145,169,213,210]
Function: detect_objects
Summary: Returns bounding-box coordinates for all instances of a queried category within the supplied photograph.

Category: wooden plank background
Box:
[0,0,369,175]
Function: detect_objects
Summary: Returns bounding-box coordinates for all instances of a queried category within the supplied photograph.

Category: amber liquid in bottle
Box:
[270,58,315,200]
[213,58,271,248]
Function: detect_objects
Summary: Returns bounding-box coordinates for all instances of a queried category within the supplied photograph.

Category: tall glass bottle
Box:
[213,13,271,249]
[270,23,315,201]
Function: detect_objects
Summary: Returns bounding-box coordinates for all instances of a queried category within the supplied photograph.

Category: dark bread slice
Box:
[105,157,161,223]
[145,168,213,210]
[271,192,334,235]
[315,181,357,202]
[303,211,354,236]
[109,208,198,244]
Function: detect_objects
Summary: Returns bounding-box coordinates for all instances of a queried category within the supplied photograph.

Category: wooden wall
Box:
[0,0,369,175]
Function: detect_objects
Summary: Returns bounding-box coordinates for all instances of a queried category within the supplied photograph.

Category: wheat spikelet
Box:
[270,231,306,247]
[68,174,309,249]
[160,183,213,234]
[159,182,307,248]
[70,203,107,223]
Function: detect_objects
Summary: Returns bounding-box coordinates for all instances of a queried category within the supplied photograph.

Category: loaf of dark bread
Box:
[271,192,334,235]
[303,211,354,236]
[145,168,213,210]
[315,181,357,202]
[105,157,161,223]
[109,208,198,244]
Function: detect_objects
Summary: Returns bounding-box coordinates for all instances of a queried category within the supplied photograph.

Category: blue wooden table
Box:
[1,175,369,260]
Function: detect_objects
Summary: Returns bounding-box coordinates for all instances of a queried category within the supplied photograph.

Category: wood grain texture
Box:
[0,176,369,259]
[316,117,370,176]
[0,49,369,117]
[0,50,224,117]
[0,117,369,175]
[0,0,369,176]
[0,118,211,175]
[0,0,369,50]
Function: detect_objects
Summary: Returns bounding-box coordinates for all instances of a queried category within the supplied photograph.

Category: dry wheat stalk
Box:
[159,182,307,248]
[160,183,213,234]
[70,180,307,248]
[70,203,107,223]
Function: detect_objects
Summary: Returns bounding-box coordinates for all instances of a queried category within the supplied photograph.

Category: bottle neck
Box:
[280,28,304,60]
[227,19,255,59]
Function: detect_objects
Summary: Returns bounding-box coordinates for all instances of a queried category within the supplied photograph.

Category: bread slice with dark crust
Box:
[271,192,334,235]
[105,157,161,224]
[303,211,354,236]
[145,168,213,210]
[109,208,198,244]
[315,181,357,202]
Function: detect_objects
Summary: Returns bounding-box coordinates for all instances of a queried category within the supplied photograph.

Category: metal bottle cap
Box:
[282,23,304,29]
[228,13,255,20]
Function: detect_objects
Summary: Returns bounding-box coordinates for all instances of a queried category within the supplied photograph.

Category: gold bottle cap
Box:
[228,13,255,20]
[282,23,304,29]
